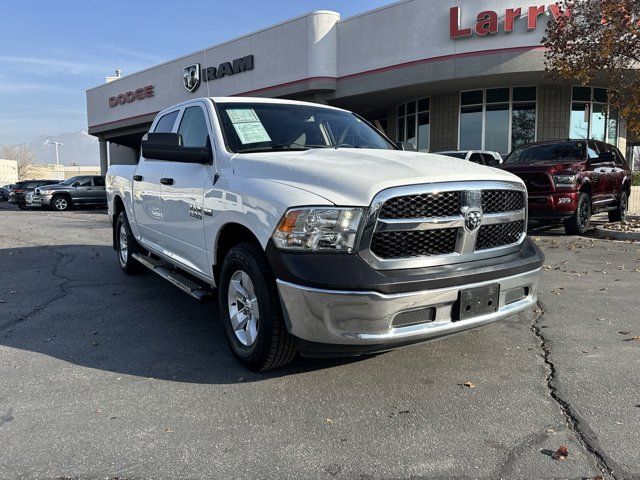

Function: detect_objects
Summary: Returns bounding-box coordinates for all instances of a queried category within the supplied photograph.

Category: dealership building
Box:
[86,0,640,173]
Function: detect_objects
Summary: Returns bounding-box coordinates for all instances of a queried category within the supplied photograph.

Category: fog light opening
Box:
[505,287,529,305]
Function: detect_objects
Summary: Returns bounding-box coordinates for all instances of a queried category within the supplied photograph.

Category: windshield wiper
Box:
[236,143,335,153]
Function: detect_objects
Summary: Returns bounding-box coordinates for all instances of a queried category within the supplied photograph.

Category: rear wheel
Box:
[115,211,143,275]
[17,203,27,210]
[51,195,71,212]
[564,192,591,235]
[218,242,296,371]
[608,190,628,222]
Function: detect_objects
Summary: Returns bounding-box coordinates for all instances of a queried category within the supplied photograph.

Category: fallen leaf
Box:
[623,336,640,342]
[619,331,631,335]
[551,445,569,460]
[325,418,333,424]
[462,381,476,388]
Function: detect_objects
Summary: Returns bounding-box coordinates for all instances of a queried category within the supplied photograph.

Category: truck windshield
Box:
[505,142,585,163]
[216,102,395,153]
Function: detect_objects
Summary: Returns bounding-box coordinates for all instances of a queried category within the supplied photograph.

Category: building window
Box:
[459,87,536,155]
[397,98,430,152]
[569,87,618,144]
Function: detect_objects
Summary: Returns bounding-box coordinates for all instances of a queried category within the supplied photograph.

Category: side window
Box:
[587,141,599,159]
[93,176,105,187]
[76,177,92,187]
[481,153,495,166]
[614,148,626,165]
[469,152,483,164]
[154,111,179,133]
[178,106,210,147]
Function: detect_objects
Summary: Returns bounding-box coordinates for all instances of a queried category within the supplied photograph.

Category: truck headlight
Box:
[273,207,364,252]
[553,175,577,187]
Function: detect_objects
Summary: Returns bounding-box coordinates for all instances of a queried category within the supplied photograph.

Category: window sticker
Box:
[226,108,271,144]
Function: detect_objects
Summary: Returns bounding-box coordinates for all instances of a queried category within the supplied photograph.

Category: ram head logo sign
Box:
[183,64,201,93]
[464,208,483,232]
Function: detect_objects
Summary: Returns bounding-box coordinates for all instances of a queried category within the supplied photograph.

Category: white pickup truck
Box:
[107,97,543,370]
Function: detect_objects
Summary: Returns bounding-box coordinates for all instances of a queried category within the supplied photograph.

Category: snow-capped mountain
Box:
[28,131,99,166]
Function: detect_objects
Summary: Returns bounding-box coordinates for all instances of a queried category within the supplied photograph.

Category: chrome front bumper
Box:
[29,194,52,206]
[277,268,540,347]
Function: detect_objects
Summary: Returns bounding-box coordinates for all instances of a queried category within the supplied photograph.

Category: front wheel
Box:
[51,195,71,211]
[17,203,27,210]
[608,190,628,222]
[115,211,143,275]
[218,242,296,371]
[564,192,591,235]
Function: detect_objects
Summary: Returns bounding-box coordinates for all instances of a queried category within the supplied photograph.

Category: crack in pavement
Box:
[531,300,630,480]
[0,247,74,334]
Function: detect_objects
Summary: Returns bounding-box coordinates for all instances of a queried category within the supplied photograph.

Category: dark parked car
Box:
[8,180,60,210]
[30,175,107,211]
[501,139,632,234]
[0,184,15,201]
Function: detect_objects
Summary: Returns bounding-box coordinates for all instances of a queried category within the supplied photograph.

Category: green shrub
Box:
[633,172,640,187]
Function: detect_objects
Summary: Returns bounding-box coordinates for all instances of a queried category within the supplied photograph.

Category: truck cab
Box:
[501,140,631,234]
[107,97,543,370]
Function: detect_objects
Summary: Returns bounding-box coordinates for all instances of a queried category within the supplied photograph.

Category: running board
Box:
[131,253,213,301]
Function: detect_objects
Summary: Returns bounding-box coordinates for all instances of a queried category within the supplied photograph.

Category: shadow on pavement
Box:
[0,243,361,385]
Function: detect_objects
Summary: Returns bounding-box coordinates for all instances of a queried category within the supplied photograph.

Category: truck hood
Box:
[231,148,522,205]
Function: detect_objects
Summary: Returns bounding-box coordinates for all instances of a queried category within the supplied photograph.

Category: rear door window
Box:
[93,176,105,187]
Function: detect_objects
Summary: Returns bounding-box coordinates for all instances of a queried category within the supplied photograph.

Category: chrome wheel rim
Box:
[227,270,259,347]
[119,225,128,265]
[54,198,67,210]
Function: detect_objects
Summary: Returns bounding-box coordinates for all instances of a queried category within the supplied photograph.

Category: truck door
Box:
[158,103,213,277]
[594,141,617,205]
[131,110,177,250]
[585,141,608,205]
[72,176,94,204]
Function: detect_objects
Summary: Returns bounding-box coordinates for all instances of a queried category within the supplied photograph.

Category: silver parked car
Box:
[29,175,107,211]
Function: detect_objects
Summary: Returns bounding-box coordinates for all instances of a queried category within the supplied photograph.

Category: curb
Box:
[595,225,640,241]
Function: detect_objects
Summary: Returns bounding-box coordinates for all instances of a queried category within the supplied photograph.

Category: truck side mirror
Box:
[141,132,212,164]
[396,142,417,152]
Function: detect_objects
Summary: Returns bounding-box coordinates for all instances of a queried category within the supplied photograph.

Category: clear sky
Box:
[0,0,392,145]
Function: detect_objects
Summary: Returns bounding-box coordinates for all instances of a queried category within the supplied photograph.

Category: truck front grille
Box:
[476,220,526,250]
[359,182,527,269]
[481,190,525,213]
[379,191,461,219]
[371,228,457,259]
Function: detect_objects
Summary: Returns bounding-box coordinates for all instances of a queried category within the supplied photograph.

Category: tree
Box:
[1,145,37,180]
[543,0,640,137]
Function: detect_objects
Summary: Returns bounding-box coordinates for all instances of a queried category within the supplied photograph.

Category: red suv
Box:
[501,140,631,234]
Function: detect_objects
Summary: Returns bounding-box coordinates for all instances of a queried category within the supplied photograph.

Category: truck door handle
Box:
[133,175,143,181]
[160,178,174,186]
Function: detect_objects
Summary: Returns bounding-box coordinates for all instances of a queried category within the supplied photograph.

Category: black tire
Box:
[608,190,628,222]
[564,192,591,235]
[115,211,143,275]
[218,242,296,371]
[17,203,27,210]
[51,194,71,211]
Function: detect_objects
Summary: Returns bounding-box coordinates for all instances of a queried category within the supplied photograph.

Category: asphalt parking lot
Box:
[1,201,638,480]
